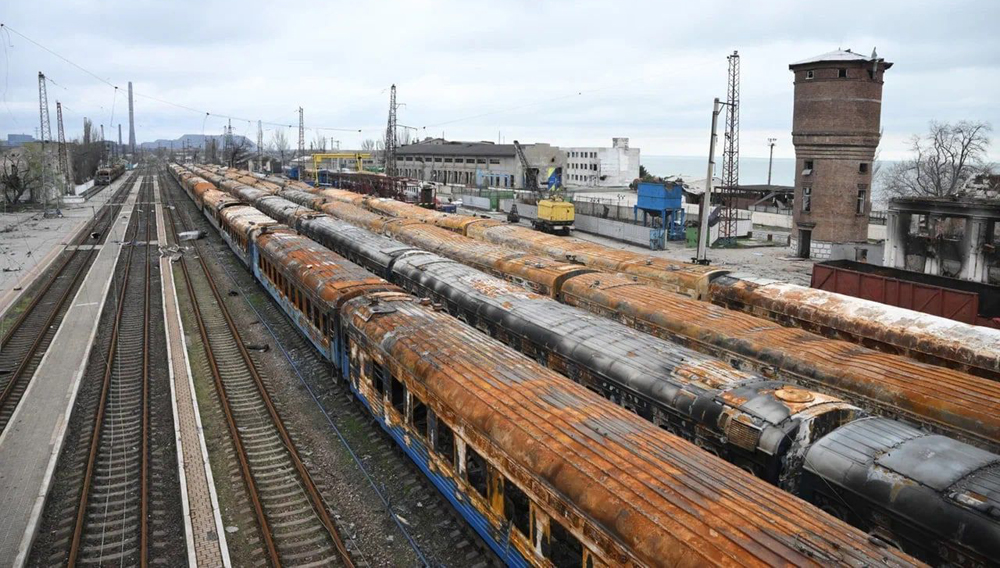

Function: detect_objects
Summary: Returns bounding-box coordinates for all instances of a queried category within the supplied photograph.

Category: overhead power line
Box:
[0,22,362,134]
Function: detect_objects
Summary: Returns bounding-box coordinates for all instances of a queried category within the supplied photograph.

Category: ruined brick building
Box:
[789,49,892,260]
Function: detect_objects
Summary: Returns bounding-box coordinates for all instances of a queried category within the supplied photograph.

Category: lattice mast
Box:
[720,51,741,243]
[37,73,52,144]
[56,101,71,190]
[38,72,54,203]
[384,84,397,177]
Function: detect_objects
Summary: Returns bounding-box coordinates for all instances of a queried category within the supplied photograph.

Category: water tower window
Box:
[802,160,814,176]
[859,162,869,174]
[838,68,848,78]
[806,70,815,80]
[856,185,868,215]
[802,186,812,212]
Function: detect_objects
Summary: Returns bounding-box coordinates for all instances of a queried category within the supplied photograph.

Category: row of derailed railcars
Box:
[174,163,999,567]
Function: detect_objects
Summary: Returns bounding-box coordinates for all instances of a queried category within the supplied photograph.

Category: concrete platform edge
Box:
[0,176,140,566]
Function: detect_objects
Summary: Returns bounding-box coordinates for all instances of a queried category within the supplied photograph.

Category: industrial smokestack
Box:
[128,81,136,155]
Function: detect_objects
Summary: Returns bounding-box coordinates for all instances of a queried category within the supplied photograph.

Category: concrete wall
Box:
[457,194,492,210]
[682,203,887,240]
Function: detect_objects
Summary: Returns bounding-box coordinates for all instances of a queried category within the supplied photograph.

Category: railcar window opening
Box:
[390,374,406,414]
[372,362,388,398]
[504,478,532,539]
[549,518,584,568]
[434,418,456,467]
[411,396,429,437]
[465,445,488,498]
[313,308,321,330]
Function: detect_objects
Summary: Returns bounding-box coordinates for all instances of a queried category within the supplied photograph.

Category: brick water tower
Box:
[789,49,891,259]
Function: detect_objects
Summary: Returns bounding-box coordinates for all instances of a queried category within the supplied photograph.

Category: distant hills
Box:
[140,133,255,150]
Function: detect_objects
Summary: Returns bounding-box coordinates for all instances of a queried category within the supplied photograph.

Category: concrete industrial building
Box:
[788,49,891,260]
[885,195,999,284]
[563,137,640,188]
[5,134,35,147]
[395,138,565,189]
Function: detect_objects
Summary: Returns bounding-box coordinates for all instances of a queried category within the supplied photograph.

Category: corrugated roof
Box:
[397,142,516,157]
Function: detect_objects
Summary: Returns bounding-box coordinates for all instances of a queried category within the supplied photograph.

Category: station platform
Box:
[154,177,230,566]
[0,174,132,319]
[0,175,142,566]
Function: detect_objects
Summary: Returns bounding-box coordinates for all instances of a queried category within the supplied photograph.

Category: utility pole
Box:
[694,98,724,265]
[256,119,263,172]
[719,51,740,246]
[385,84,398,176]
[38,72,53,206]
[297,107,305,180]
[56,101,71,192]
[766,138,777,187]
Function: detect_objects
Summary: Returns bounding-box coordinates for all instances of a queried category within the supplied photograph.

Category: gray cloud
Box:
[3,0,998,160]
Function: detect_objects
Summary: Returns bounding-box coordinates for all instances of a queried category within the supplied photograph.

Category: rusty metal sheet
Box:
[710,277,1000,383]
[564,272,1000,453]
[318,201,390,232]
[367,197,443,222]
[208,167,1000,453]
[258,230,401,308]
[201,188,241,212]
[346,297,919,567]
[194,166,1000,454]
[218,205,282,239]
[317,189,367,206]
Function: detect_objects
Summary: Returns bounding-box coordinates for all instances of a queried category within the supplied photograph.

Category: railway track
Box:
[29,172,187,566]
[0,175,134,431]
[162,168,497,567]
[160,170,357,567]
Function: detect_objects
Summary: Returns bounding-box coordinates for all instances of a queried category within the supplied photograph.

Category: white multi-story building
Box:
[562,137,640,189]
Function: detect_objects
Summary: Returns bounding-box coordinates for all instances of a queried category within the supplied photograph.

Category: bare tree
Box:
[883,120,993,199]
[398,128,412,146]
[271,129,290,163]
[313,133,328,153]
[224,136,253,168]
[205,137,219,164]
[0,151,35,204]
[360,138,376,153]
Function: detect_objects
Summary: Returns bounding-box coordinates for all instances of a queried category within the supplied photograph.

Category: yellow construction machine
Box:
[513,140,574,235]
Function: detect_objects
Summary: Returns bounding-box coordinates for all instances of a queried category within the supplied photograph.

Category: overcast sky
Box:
[2,0,998,160]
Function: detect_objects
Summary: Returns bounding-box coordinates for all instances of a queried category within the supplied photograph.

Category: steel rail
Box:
[161,172,354,568]
[68,174,151,566]
[0,179,133,420]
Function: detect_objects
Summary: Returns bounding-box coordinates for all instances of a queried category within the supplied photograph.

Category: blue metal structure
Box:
[634,181,686,248]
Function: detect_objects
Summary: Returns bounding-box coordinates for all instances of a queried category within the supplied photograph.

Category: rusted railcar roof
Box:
[218,205,282,238]
[258,230,400,307]
[210,168,1000,453]
[201,188,241,211]
[711,278,1000,380]
[566,273,1000,452]
[349,298,918,567]
[393,254,854,432]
